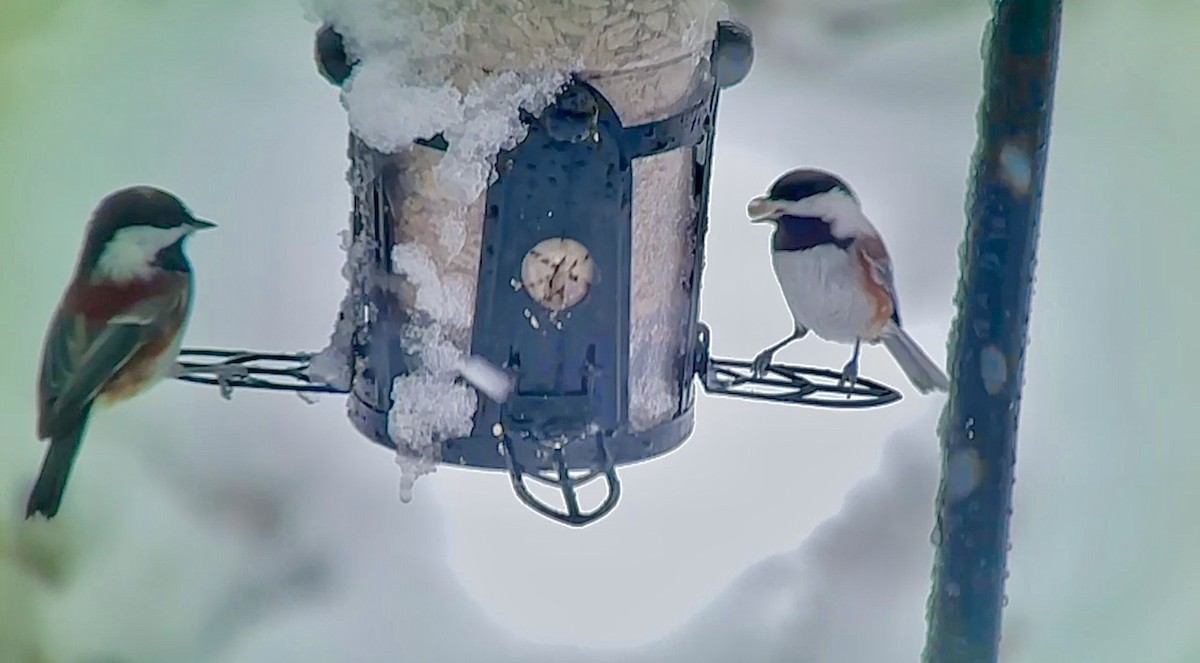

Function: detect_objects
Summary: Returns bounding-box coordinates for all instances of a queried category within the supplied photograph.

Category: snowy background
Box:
[1,1,1197,662]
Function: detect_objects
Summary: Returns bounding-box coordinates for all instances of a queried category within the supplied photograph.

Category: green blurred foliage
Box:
[0,1,68,45]
[0,1,63,126]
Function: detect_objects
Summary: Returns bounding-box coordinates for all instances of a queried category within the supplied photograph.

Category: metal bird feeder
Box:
[178,16,901,527]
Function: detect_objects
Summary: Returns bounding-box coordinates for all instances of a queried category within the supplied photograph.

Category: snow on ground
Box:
[0,0,1196,661]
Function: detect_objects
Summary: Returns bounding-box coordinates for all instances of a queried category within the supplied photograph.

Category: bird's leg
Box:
[838,339,861,393]
[751,326,808,379]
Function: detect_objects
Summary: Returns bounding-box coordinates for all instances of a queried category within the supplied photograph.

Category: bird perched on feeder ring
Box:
[747,168,949,394]
[27,186,217,520]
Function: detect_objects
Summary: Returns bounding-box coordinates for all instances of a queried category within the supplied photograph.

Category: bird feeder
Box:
[177,16,900,527]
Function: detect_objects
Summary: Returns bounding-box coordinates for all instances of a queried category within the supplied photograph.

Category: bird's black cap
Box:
[92,186,203,232]
[78,186,214,274]
[766,168,858,203]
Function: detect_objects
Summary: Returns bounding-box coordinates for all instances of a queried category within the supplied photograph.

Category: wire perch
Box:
[703,358,902,408]
[175,348,350,399]
[178,333,901,409]
[694,323,902,409]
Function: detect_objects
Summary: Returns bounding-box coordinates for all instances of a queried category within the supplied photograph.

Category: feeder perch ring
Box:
[501,434,621,527]
[694,324,903,409]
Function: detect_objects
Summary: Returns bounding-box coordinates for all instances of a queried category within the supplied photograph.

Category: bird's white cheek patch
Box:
[94,225,189,282]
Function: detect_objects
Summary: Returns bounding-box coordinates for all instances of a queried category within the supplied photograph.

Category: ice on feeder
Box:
[388,371,477,502]
[306,347,351,391]
[310,0,576,189]
[343,67,462,155]
[307,228,374,391]
[436,71,575,203]
[391,242,475,332]
[311,0,722,73]
[348,64,574,201]
[388,234,479,498]
[310,0,724,149]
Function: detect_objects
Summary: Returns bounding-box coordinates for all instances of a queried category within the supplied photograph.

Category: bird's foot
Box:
[751,350,774,379]
[837,357,859,394]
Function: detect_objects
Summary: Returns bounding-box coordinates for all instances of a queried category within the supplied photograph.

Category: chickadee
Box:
[747,168,949,394]
[28,187,215,519]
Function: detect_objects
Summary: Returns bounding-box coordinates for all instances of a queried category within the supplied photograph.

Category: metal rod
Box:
[174,348,350,395]
[923,0,1062,660]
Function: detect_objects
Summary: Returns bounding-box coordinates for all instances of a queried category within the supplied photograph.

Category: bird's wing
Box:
[36,290,181,440]
[854,235,902,325]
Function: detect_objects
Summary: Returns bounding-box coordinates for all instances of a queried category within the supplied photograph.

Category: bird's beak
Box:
[747,195,780,223]
[188,217,217,230]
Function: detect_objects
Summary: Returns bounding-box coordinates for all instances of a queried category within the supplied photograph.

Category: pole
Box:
[923,0,1062,660]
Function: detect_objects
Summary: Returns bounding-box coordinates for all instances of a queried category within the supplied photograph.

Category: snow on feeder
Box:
[176,1,900,527]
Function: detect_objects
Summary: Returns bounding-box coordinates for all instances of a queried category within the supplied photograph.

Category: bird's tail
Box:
[26,409,92,520]
[881,325,950,394]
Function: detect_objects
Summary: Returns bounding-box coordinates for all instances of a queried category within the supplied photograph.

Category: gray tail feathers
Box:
[881,325,950,394]
[26,409,92,520]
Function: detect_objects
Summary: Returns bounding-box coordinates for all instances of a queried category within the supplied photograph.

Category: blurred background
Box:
[1,1,1196,661]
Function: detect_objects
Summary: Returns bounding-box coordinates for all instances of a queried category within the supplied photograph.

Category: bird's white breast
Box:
[770,245,878,344]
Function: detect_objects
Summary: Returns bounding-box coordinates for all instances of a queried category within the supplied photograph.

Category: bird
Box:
[746,168,949,394]
[27,186,216,519]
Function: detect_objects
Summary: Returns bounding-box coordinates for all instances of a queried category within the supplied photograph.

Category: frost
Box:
[306,229,371,391]
[308,0,577,202]
[392,243,474,330]
[386,240,478,500]
[305,347,351,391]
[307,0,725,189]
[342,69,463,155]
[343,64,571,203]
[306,0,722,75]
[388,373,477,503]
[435,71,573,202]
